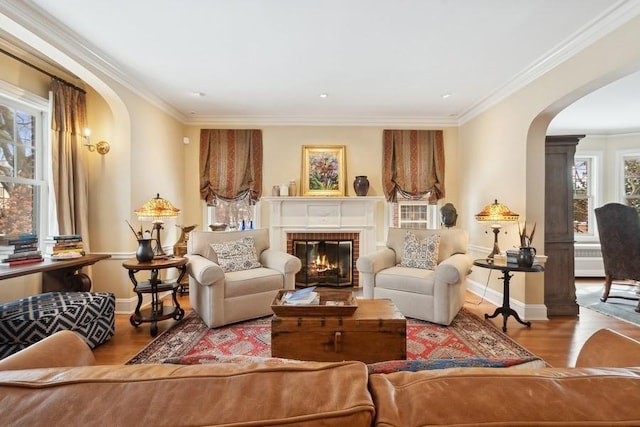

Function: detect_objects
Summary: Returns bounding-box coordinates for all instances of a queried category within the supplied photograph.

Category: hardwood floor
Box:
[93,280,640,368]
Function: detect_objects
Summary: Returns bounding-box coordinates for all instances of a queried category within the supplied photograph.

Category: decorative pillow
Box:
[210,237,262,272]
[400,232,440,270]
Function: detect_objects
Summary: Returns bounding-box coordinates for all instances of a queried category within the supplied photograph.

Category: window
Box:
[0,82,49,242]
[572,153,601,241]
[390,200,438,229]
[622,154,640,212]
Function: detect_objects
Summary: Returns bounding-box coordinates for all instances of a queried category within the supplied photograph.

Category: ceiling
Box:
[4,0,640,131]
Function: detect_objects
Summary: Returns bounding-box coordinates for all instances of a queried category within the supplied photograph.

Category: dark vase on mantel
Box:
[353,175,370,196]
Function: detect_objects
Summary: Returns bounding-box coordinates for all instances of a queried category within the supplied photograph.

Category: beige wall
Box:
[459,14,640,309]
[2,13,640,315]
[182,126,461,244]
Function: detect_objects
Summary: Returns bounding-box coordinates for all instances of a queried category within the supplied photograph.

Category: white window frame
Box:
[573,151,601,242]
[389,200,438,230]
[617,149,640,212]
[0,80,51,244]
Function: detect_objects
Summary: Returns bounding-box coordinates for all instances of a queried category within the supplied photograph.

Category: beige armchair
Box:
[356,228,472,325]
[186,228,302,328]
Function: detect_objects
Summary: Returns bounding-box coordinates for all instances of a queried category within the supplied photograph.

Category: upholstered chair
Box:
[186,228,302,328]
[356,227,472,325]
[594,203,640,312]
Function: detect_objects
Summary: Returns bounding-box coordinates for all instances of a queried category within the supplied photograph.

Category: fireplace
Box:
[287,232,360,287]
[265,196,384,288]
[293,239,353,287]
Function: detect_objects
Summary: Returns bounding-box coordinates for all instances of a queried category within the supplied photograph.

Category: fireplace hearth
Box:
[293,239,353,287]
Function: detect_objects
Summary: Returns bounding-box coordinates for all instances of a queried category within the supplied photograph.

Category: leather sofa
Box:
[357,227,472,325]
[0,328,639,426]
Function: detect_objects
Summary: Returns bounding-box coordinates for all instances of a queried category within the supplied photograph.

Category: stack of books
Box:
[283,286,320,305]
[0,233,43,266]
[49,234,85,260]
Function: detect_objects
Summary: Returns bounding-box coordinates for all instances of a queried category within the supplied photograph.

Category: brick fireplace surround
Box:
[287,232,360,286]
[263,196,385,288]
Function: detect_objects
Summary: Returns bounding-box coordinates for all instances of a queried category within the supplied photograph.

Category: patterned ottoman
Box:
[0,292,115,359]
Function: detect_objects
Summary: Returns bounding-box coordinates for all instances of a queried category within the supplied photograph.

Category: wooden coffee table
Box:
[271,297,406,363]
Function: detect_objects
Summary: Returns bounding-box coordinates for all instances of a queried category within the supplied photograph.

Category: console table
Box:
[473,259,544,332]
[0,254,111,292]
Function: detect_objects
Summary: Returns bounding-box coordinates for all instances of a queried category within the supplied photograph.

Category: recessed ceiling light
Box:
[190,91,206,97]
[319,93,328,99]
[441,93,452,99]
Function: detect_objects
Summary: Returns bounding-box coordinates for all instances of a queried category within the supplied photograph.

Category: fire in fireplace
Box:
[293,239,353,287]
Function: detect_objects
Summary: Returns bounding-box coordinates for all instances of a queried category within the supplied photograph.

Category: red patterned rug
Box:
[126,307,543,368]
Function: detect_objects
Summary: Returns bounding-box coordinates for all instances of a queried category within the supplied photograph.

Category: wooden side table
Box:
[473,258,544,332]
[122,257,187,336]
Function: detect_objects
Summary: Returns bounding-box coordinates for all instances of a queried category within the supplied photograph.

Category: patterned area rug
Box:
[126,307,543,369]
[577,284,639,326]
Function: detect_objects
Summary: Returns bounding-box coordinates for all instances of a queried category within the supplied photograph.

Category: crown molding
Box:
[3,0,640,128]
[0,0,187,123]
[458,0,640,126]
[183,114,459,128]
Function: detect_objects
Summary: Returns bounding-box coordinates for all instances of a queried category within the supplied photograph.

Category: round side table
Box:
[473,258,544,332]
[122,257,187,336]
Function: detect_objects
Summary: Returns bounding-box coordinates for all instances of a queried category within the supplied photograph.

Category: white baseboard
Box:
[466,278,548,321]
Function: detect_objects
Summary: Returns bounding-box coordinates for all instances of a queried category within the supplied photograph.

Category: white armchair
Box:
[356,228,472,325]
[186,228,302,328]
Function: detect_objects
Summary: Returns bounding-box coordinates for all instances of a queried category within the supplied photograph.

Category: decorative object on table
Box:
[125,308,544,368]
[517,221,537,267]
[0,233,43,266]
[134,194,180,258]
[49,235,85,260]
[440,203,458,228]
[475,199,519,258]
[353,175,370,196]
[209,223,227,231]
[173,224,197,257]
[135,239,154,262]
[301,145,346,196]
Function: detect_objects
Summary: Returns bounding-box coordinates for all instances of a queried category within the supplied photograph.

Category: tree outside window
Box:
[573,157,594,235]
[0,103,40,236]
[623,156,640,213]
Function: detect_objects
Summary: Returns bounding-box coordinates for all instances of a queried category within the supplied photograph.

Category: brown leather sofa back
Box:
[369,366,640,426]
[0,360,374,427]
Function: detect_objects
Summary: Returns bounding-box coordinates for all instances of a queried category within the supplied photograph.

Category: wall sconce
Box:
[83,128,110,155]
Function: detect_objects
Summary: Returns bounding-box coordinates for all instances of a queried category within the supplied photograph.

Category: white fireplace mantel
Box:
[263,196,385,256]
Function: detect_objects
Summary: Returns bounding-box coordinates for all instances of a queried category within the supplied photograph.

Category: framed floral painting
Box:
[301,145,346,196]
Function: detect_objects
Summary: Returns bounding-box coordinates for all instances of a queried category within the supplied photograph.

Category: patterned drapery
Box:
[382,130,445,203]
[199,129,263,204]
[50,78,90,250]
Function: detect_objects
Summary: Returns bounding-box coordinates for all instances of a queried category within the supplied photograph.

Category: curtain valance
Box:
[199,129,263,204]
[382,130,445,203]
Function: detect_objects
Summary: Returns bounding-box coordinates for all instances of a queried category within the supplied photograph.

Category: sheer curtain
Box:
[382,130,445,203]
[199,129,263,204]
[50,78,90,250]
